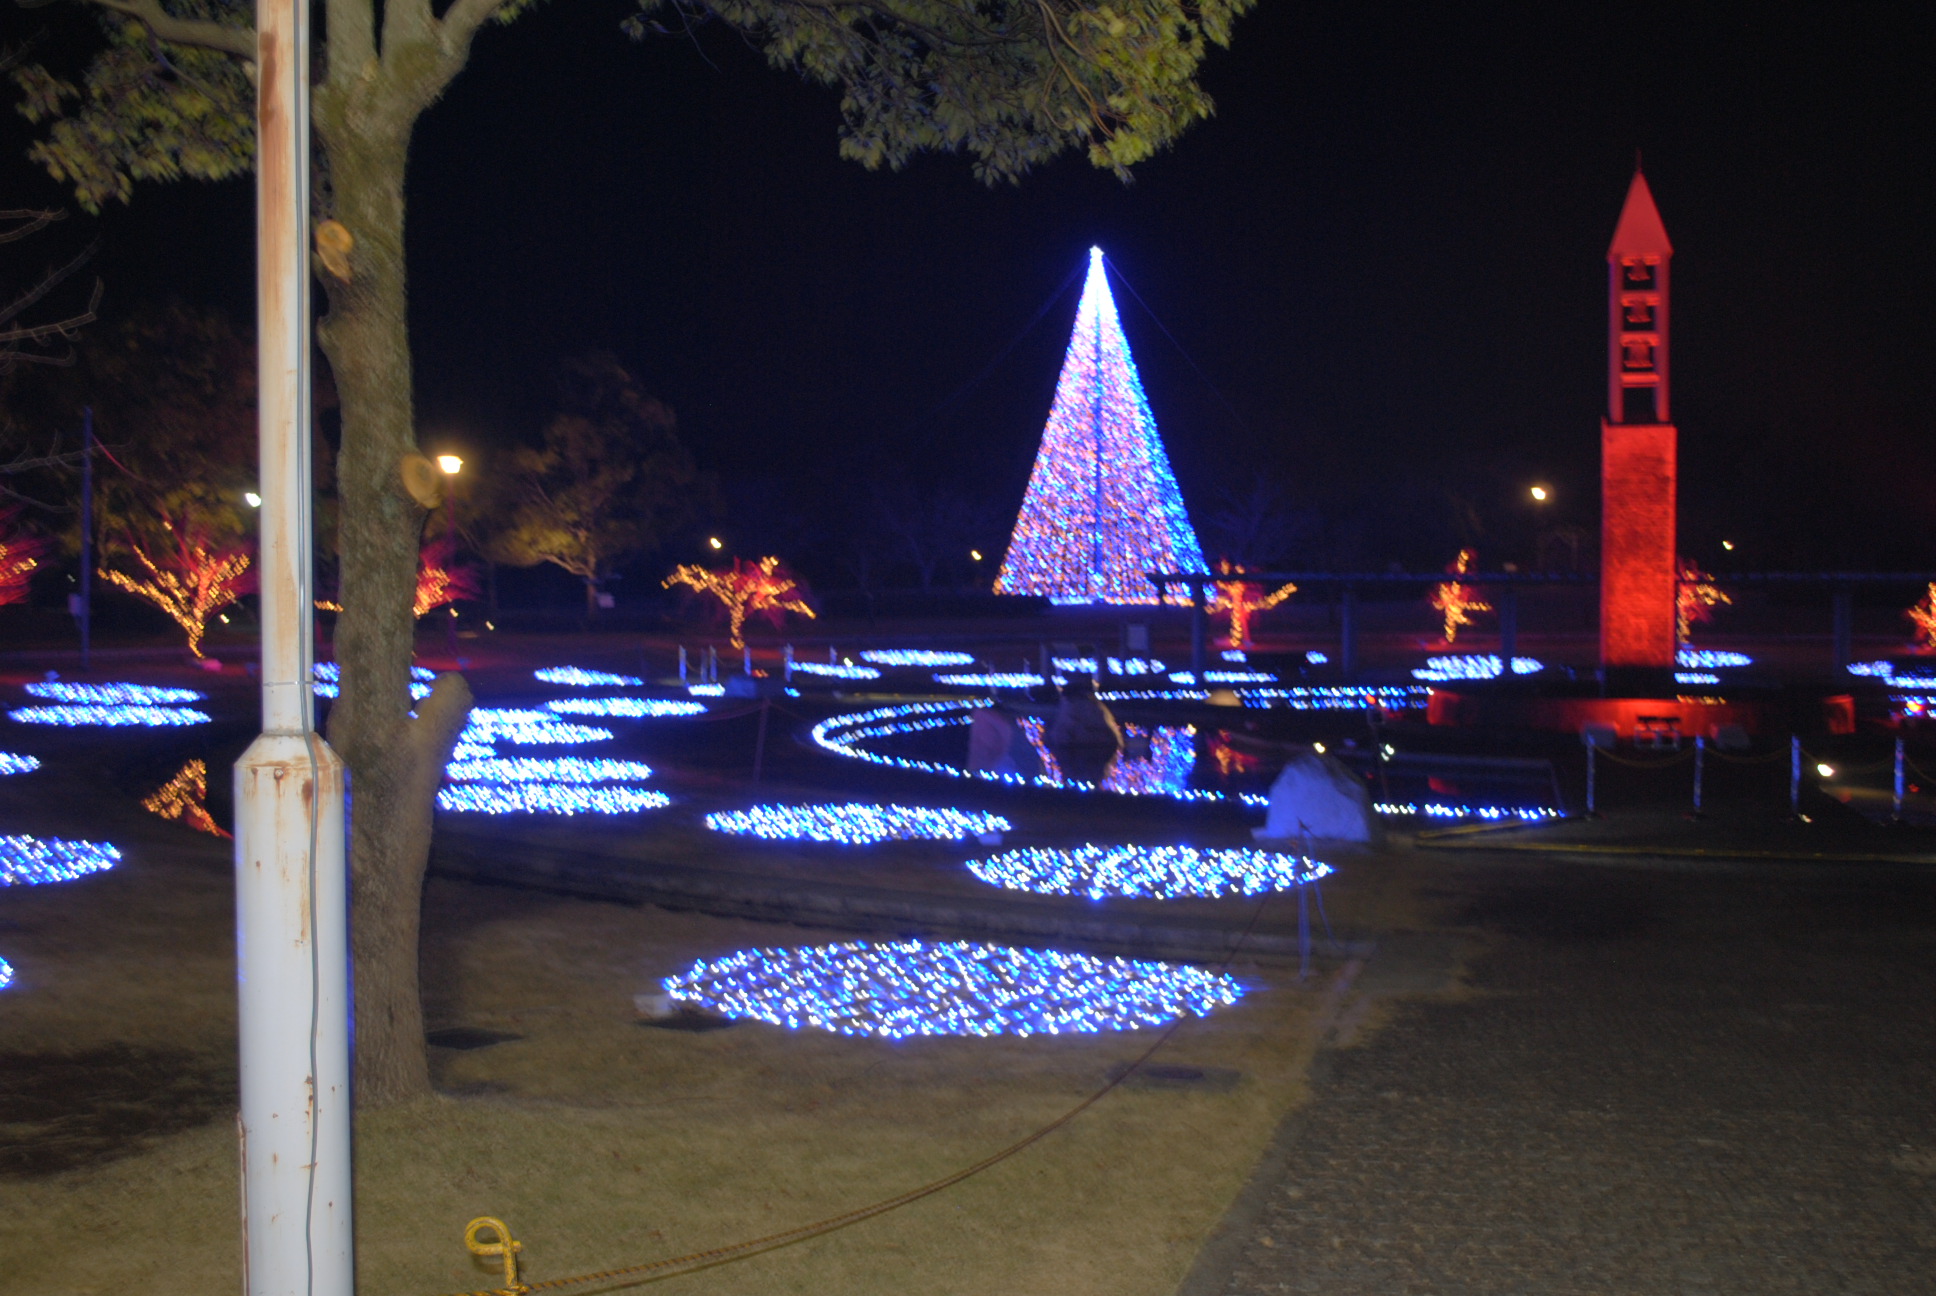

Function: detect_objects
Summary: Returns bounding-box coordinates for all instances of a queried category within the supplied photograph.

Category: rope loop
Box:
[464,1216,528,1295]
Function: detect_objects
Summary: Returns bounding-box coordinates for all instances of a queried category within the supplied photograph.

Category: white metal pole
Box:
[235,0,354,1290]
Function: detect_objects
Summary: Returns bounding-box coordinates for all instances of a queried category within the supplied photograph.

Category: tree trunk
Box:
[312,113,472,1106]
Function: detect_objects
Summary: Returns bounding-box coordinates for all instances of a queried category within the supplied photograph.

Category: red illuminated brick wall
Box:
[1601,421,1677,668]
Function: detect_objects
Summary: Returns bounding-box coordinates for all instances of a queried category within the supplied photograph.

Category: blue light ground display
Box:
[967,845,1333,900]
[704,803,1011,844]
[994,248,1204,605]
[25,682,205,705]
[0,956,12,990]
[544,697,708,718]
[9,704,210,726]
[534,666,645,687]
[664,939,1243,1038]
[1,834,121,885]
[436,784,670,814]
[0,753,39,776]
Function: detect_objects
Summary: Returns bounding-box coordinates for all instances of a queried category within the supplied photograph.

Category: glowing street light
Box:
[1529,485,1549,502]
[969,549,983,562]
[708,537,724,551]
[244,491,263,508]
[436,454,463,476]
[1721,540,1735,551]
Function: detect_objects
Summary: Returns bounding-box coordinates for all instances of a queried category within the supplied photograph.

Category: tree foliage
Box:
[487,354,701,610]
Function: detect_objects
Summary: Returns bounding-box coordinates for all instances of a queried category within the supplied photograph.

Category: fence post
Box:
[1691,734,1706,817]
[1789,735,1802,818]
[1894,736,1905,823]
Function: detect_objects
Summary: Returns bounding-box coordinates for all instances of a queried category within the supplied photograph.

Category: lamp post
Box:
[438,455,462,656]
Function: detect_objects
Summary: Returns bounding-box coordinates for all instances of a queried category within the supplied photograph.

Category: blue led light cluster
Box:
[1,834,121,885]
[860,648,977,667]
[994,249,1205,606]
[544,696,707,718]
[1220,649,1247,662]
[1675,671,1721,685]
[444,756,654,784]
[966,844,1332,900]
[9,704,210,727]
[1237,686,1430,712]
[25,681,205,705]
[1410,655,1543,682]
[935,672,1047,689]
[437,784,670,814]
[1373,801,1562,822]
[534,666,645,687]
[0,955,12,991]
[1678,648,1751,669]
[790,660,882,680]
[1305,651,1329,664]
[459,708,613,747]
[704,803,1012,844]
[1053,657,1167,676]
[1170,669,1279,685]
[1098,688,1211,702]
[1847,660,1893,678]
[314,663,435,682]
[664,939,1243,1038]
[0,752,40,776]
[452,740,495,760]
[688,683,725,697]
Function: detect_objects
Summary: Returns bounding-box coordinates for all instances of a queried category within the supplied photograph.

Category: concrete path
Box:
[1183,857,1936,1295]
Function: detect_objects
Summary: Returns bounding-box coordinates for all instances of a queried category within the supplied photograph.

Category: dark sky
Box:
[8,0,1933,579]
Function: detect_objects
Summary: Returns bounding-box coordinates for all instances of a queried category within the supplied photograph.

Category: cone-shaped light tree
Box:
[995,248,1204,604]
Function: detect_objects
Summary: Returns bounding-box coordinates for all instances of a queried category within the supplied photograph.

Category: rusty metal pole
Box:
[233,0,354,1290]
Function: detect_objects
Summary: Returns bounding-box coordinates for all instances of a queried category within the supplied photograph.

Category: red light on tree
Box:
[1207,560,1296,649]
[1430,549,1491,644]
[413,532,479,619]
[0,512,46,606]
[1676,559,1730,643]
[664,555,815,649]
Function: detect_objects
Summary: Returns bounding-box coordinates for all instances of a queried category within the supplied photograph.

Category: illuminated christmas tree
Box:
[664,555,815,649]
[995,248,1204,604]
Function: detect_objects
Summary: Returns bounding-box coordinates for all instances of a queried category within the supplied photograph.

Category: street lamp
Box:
[708,536,723,551]
[245,491,263,508]
[1529,484,1550,502]
[438,455,462,654]
[436,454,463,476]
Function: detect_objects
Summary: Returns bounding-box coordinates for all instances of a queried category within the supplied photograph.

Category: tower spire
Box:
[995,249,1203,605]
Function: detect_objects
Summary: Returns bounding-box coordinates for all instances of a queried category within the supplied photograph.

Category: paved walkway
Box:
[1189,858,1936,1295]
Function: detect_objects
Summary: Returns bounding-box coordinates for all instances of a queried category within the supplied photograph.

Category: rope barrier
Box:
[432,889,1293,1296]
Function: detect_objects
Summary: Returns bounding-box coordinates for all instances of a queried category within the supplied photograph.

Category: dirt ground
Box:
[0,677,1431,1296]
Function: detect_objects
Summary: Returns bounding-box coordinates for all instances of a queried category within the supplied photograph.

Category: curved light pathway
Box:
[0,752,40,776]
[436,784,670,815]
[966,844,1332,900]
[534,666,645,687]
[664,939,1243,1038]
[8,704,211,727]
[704,803,1010,844]
[544,697,707,718]
[24,682,205,705]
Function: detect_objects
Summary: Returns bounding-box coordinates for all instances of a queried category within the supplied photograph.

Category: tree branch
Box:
[439,0,516,46]
[85,0,256,61]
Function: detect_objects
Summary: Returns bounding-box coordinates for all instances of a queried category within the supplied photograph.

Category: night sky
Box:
[6,1,1932,581]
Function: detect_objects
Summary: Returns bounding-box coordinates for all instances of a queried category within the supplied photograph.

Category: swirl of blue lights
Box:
[436,784,671,814]
[543,696,708,718]
[534,666,646,687]
[789,660,882,680]
[0,752,40,776]
[1,834,121,886]
[860,649,976,667]
[459,708,613,746]
[24,681,206,705]
[9,704,211,727]
[445,756,654,783]
[1678,648,1751,669]
[966,844,1332,900]
[703,803,1012,844]
[664,939,1243,1038]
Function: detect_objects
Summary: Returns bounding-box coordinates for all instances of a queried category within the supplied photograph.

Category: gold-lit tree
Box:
[1430,548,1491,644]
[1676,558,1731,643]
[1906,584,1936,652]
[1207,559,1296,650]
[664,555,814,649]
[142,759,229,838]
[413,532,479,619]
[100,517,252,656]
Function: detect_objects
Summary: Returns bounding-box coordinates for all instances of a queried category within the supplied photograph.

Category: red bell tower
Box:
[1600,168,1678,674]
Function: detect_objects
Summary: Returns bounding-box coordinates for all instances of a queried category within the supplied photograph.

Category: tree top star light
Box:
[995,248,1204,605]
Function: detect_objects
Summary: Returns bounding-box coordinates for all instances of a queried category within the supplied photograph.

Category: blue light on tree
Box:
[664,939,1243,1038]
[1,834,121,885]
[704,803,1012,844]
[993,248,1204,605]
[544,697,708,718]
[966,844,1332,900]
[534,666,646,687]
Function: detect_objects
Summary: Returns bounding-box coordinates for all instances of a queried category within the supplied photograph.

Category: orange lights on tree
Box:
[1906,584,1936,652]
[1430,549,1491,645]
[1207,560,1296,650]
[414,532,479,619]
[99,522,253,657]
[0,512,46,606]
[664,555,814,649]
[1675,558,1731,643]
[142,758,229,838]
